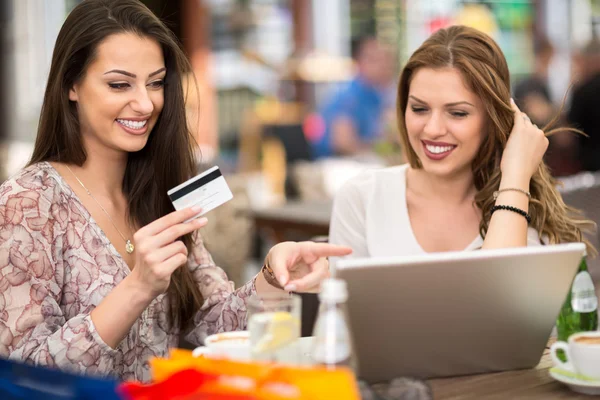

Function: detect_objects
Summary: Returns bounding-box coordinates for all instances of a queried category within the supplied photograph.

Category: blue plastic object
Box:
[0,358,122,400]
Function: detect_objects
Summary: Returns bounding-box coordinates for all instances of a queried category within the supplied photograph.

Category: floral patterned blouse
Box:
[0,162,256,382]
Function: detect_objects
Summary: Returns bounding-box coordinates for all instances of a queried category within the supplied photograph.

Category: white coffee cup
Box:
[551,331,600,379]
[192,331,251,361]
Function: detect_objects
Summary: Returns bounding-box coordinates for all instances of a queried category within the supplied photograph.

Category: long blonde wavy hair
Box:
[397,25,595,254]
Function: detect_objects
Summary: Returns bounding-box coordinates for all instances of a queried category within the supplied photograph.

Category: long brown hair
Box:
[397,25,595,253]
[29,0,203,328]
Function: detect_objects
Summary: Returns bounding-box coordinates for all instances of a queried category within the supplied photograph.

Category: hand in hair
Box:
[500,98,550,187]
[263,242,352,293]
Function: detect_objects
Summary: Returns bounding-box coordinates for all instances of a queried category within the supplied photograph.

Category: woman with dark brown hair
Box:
[330,25,593,258]
[0,0,350,381]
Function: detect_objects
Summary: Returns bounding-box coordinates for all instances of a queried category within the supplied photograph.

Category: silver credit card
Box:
[167,166,233,222]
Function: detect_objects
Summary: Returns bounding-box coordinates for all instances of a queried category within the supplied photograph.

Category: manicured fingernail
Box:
[279,275,287,285]
[195,217,208,225]
[284,284,297,292]
[191,205,202,213]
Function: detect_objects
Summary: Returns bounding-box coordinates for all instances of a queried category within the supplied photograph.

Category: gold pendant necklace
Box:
[66,165,134,254]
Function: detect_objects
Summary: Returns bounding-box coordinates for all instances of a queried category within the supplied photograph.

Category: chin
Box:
[418,156,466,178]
[117,137,150,153]
[421,164,453,177]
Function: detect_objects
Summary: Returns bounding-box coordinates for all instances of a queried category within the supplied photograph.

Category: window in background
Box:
[3,0,70,177]
[211,0,293,150]
[402,0,535,79]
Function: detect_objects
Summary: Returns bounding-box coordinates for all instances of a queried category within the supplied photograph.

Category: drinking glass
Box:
[247,293,302,364]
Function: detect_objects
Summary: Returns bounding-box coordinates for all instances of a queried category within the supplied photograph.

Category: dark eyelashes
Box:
[108,82,130,89]
[410,106,468,117]
[107,80,165,90]
[148,80,165,88]
[451,112,468,117]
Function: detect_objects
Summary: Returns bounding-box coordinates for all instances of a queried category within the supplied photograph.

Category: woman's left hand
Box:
[265,241,352,293]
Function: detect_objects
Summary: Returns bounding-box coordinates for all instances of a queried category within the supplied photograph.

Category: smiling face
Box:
[69,32,165,155]
[405,67,487,179]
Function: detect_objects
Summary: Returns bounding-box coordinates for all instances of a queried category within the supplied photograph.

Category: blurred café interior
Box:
[3,0,600,286]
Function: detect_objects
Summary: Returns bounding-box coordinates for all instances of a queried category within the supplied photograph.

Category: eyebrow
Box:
[408,95,474,108]
[103,67,166,78]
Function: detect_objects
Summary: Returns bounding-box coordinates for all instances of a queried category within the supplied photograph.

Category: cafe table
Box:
[248,200,332,243]
[247,200,600,398]
[424,339,592,399]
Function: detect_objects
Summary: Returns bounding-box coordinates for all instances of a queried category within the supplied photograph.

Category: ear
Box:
[69,86,78,102]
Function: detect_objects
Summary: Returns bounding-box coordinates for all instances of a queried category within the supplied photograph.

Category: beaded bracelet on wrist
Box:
[491,204,531,224]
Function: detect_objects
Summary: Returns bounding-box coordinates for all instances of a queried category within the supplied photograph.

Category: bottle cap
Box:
[319,278,348,302]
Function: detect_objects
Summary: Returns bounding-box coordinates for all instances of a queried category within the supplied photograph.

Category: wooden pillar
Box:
[291,0,313,105]
[181,0,218,160]
[292,0,312,53]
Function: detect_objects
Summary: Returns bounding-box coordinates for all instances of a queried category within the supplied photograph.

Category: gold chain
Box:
[66,165,135,254]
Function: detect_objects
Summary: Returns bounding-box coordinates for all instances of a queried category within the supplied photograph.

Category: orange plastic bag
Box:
[120,349,360,400]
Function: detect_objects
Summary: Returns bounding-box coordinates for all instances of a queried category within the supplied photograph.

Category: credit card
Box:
[167,166,233,222]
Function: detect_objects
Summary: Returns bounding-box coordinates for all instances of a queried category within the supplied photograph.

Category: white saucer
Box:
[550,369,600,395]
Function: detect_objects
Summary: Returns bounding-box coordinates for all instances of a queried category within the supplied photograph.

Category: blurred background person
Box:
[514,35,579,177]
[513,35,555,127]
[568,35,600,173]
[311,37,395,159]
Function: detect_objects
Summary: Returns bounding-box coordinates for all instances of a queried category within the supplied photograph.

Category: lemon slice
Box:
[252,312,300,355]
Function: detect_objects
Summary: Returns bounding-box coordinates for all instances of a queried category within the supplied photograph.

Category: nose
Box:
[422,111,446,138]
[131,87,154,115]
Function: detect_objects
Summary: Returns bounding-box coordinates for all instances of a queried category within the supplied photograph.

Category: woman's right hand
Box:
[128,206,207,299]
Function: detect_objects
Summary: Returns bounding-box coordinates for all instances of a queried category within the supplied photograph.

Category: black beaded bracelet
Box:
[491,205,531,224]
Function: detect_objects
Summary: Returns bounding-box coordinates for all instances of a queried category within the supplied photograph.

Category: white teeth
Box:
[425,144,454,154]
[117,119,148,129]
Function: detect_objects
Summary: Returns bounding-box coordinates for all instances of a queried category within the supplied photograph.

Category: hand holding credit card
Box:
[167,166,233,222]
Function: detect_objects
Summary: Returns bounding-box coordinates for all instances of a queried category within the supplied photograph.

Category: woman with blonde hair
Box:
[330,25,593,257]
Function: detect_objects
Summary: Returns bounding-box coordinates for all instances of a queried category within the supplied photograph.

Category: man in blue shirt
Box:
[313,38,395,158]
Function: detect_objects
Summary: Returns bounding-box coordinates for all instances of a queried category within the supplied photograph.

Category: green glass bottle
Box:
[556,255,598,345]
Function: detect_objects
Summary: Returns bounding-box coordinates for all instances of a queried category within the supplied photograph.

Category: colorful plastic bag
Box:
[119,349,360,400]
